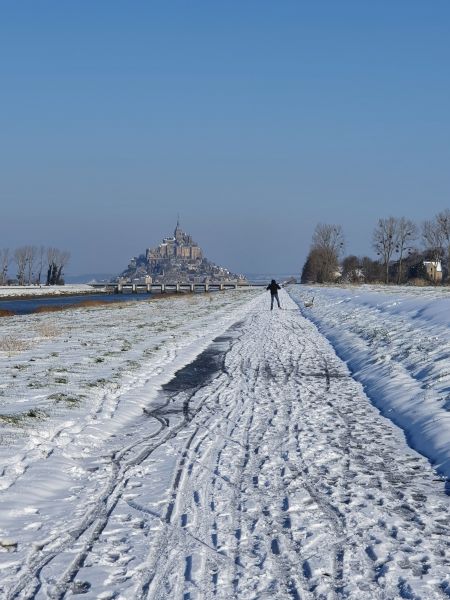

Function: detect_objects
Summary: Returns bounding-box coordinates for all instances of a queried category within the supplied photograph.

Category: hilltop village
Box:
[119,220,246,284]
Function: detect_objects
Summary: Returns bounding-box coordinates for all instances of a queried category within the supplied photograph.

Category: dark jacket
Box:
[267,281,281,295]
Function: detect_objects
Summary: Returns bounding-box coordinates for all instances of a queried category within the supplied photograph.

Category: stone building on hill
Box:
[119,220,245,284]
[146,220,203,264]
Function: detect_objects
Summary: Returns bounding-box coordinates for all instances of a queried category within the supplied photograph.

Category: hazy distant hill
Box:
[244,273,299,284]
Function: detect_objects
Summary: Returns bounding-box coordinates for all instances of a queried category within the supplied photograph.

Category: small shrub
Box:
[48,393,82,406]
[0,408,47,426]
[86,378,107,388]
[27,409,45,418]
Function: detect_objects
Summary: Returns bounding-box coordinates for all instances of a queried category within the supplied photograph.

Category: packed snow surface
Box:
[0,289,449,599]
[0,285,102,298]
[290,284,450,480]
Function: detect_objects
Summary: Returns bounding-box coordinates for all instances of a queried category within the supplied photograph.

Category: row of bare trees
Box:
[372,210,450,283]
[301,210,450,284]
[0,247,70,286]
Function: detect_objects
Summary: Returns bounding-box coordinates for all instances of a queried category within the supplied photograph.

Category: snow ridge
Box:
[289,285,450,480]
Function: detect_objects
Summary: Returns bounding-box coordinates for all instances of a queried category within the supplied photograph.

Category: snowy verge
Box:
[0,284,104,297]
[289,285,450,479]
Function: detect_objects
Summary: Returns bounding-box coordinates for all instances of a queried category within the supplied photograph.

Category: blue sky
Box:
[1,1,450,276]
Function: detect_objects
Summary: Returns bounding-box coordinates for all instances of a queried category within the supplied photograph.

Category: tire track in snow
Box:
[3,333,234,600]
[134,307,313,599]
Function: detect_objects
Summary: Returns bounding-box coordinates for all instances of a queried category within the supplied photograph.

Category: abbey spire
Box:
[174,215,183,242]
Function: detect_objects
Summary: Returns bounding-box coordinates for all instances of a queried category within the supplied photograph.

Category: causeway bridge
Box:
[89,282,268,294]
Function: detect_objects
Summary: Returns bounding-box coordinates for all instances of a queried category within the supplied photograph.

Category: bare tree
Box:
[342,255,361,283]
[422,218,444,264]
[395,218,417,284]
[310,223,345,282]
[360,256,384,283]
[0,248,9,285]
[372,217,398,284]
[436,210,450,280]
[301,248,324,283]
[24,245,37,285]
[46,247,58,285]
[46,248,70,285]
[36,245,45,285]
[14,247,28,285]
[55,250,70,284]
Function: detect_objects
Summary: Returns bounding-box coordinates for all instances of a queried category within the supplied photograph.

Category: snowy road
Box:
[1,290,449,599]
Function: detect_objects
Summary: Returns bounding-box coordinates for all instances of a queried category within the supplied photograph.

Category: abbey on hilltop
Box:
[119,220,245,284]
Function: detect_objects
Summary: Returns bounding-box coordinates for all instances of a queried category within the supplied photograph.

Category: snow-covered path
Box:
[1,291,449,599]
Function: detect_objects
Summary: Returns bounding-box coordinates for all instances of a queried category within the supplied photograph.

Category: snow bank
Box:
[289,285,450,479]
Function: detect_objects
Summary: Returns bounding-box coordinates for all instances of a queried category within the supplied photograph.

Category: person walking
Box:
[267,279,281,310]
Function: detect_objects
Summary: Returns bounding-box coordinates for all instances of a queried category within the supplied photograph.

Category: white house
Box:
[423,260,442,283]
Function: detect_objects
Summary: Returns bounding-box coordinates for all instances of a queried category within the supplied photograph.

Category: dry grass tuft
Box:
[32,299,114,314]
[0,336,29,353]
[0,309,14,317]
[76,299,115,308]
[408,278,429,287]
[36,323,60,338]
[34,305,65,313]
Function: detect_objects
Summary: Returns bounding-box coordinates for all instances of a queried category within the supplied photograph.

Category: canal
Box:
[0,293,155,316]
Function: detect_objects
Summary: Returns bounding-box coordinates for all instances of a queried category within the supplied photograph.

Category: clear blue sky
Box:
[1,1,449,276]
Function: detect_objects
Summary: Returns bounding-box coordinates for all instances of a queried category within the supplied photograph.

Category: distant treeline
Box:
[301,210,450,285]
[0,246,70,286]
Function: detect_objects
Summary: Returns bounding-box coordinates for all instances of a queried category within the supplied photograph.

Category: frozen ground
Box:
[0,285,102,298]
[0,288,449,599]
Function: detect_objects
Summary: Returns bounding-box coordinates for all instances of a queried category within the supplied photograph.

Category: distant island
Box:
[118,220,246,284]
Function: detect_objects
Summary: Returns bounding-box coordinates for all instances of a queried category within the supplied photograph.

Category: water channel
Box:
[0,293,155,315]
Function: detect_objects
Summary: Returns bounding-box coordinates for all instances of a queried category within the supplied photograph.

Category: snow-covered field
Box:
[289,284,450,481]
[0,287,449,599]
[0,285,102,298]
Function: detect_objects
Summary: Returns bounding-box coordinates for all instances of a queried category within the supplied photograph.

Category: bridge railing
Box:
[89,282,268,294]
